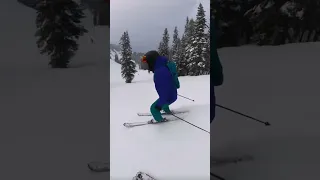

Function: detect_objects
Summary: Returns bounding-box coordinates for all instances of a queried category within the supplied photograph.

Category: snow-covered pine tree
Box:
[178,17,190,76]
[158,28,170,58]
[213,0,254,47]
[184,19,195,74]
[175,37,184,76]
[35,0,88,68]
[171,27,180,62]
[245,0,320,45]
[185,3,208,76]
[120,31,137,83]
[204,25,210,74]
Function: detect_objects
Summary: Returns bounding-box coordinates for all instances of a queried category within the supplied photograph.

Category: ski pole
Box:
[177,95,270,126]
[211,173,225,180]
[178,94,195,102]
[216,104,270,126]
[170,113,210,134]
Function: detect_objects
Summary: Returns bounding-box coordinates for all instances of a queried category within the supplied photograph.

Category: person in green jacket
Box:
[211,20,224,123]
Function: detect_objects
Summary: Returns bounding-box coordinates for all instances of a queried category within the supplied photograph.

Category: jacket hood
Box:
[154,56,168,70]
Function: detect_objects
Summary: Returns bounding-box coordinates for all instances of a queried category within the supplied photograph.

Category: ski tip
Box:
[134,171,156,180]
[123,123,132,128]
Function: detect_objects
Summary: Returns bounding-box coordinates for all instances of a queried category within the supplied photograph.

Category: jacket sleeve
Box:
[167,61,180,89]
[154,68,171,107]
[171,63,180,89]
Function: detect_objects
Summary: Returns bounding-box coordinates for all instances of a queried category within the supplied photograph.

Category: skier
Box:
[211,20,224,123]
[141,50,180,122]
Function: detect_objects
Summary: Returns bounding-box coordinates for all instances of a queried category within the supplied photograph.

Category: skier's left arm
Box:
[167,61,180,89]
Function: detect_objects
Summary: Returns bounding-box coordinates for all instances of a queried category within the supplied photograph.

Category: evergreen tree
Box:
[245,0,320,45]
[211,0,320,47]
[120,31,137,83]
[213,0,255,47]
[186,3,208,75]
[184,18,195,73]
[35,0,88,68]
[175,36,184,76]
[204,26,210,73]
[171,27,180,62]
[158,28,170,58]
[114,53,120,64]
[178,17,190,76]
[187,18,196,44]
[184,17,189,33]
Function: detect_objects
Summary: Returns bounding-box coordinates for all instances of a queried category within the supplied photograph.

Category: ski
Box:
[211,155,253,166]
[132,171,156,180]
[137,110,188,116]
[87,161,109,172]
[124,118,176,128]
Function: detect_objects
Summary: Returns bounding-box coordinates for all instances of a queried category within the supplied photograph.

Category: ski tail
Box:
[211,155,254,166]
[87,161,109,172]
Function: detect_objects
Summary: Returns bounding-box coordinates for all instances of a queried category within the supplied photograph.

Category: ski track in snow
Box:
[0,1,109,179]
[212,43,320,180]
[110,60,210,179]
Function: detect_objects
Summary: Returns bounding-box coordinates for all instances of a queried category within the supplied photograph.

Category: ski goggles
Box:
[141,56,147,63]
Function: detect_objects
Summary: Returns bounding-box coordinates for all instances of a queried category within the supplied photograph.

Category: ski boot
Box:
[149,118,168,124]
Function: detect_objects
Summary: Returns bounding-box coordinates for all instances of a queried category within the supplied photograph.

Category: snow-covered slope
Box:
[110,44,121,63]
[212,42,320,180]
[110,60,210,178]
[0,1,109,179]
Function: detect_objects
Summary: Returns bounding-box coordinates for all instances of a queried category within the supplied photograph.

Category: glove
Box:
[162,104,171,114]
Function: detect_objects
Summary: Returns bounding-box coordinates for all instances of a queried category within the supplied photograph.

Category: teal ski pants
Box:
[150,99,175,122]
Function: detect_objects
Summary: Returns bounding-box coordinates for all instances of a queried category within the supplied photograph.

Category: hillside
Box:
[110,43,145,68]
[110,43,122,64]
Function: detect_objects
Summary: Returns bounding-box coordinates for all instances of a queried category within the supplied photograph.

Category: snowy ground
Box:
[0,1,109,179]
[212,43,320,179]
[110,60,210,179]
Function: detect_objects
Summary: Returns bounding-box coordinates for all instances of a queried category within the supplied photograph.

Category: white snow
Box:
[296,9,304,19]
[110,60,210,179]
[110,48,122,60]
[0,1,109,179]
[264,0,275,9]
[253,4,262,15]
[213,42,320,179]
[280,1,297,17]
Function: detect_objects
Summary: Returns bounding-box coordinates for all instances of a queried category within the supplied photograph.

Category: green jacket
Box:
[211,21,223,86]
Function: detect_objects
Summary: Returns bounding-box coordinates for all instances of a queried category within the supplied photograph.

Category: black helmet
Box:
[142,50,159,72]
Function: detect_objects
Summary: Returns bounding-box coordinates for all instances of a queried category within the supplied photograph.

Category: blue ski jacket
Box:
[153,56,178,107]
